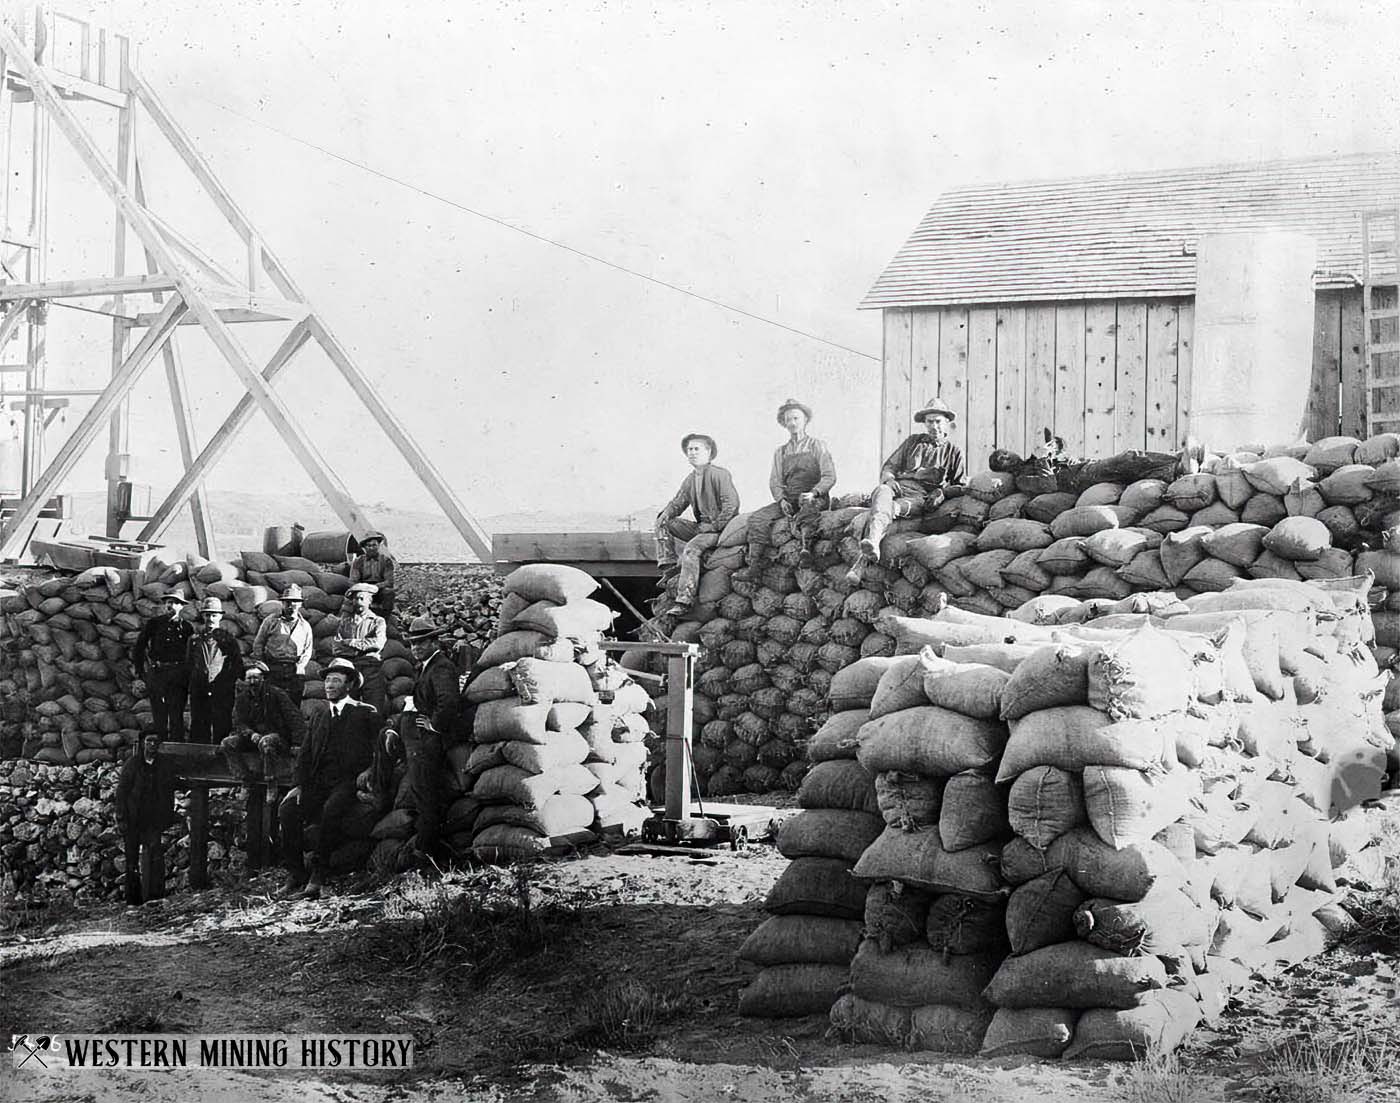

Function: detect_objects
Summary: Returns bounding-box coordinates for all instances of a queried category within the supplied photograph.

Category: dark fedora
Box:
[680,433,718,458]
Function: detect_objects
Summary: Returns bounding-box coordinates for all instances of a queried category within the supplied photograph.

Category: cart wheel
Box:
[730,826,749,852]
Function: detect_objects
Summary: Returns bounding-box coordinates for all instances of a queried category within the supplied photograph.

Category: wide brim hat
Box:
[280,584,305,602]
[914,397,957,424]
[196,597,223,616]
[243,659,270,676]
[680,433,718,458]
[776,398,813,425]
[403,615,447,643]
[159,592,188,604]
[346,582,379,597]
[323,657,363,689]
[360,531,387,545]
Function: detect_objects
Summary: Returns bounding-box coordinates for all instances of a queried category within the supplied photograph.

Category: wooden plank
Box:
[1341,288,1366,437]
[493,531,658,563]
[1115,300,1148,451]
[1024,305,1057,451]
[1144,301,1179,450]
[1053,302,1086,457]
[1084,301,1118,457]
[881,308,913,460]
[1308,291,1342,442]
[0,274,180,299]
[909,308,940,453]
[937,307,970,458]
[995,306,1026,455]
[965,307,998,472]
[1177,301,1194,445]
[664,653,693,820]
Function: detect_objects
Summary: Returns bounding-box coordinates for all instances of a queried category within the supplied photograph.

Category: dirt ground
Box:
[3,837,1399,1103]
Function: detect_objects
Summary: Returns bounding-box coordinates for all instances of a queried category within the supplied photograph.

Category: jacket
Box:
[231,682,308,744]
[297,698,378,794]
[349,552,397,589]
[253,612,314,671]
[114,751,179,833]
[413,648,462,741]
[186,628,242,687]
[132,614,194,674]
[879,435,966,494]
[332,611,387,660]
[657,464,740,532]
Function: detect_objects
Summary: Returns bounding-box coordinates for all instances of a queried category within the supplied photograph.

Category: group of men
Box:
[115,532,467,906]
[654,395,966,614]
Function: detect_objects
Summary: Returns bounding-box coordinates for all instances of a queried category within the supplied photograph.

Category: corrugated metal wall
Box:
[880,289,1364,467]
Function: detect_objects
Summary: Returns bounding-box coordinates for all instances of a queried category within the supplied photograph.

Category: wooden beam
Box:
[881,309,913,462]
[0,298,29,349]
[0,296,185,559]
[0,273,179,299]
[492,530,658,564]
[134,152,215,558]
[0,28,377,541]
[131,305,311,327]
[134,73,493,561]
[137,321,311,543]
[106,40,133,541]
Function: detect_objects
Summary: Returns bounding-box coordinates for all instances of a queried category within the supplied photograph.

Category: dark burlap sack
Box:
[739,915,864,966]
[982,940,1168,1010]
[850,940,1000,1010]
[764,856,867,918]
[1063,990,1201,1060]
[863,881,932,952]
[1008,766,1087,849]
[738,964,848,1018]
[907,1004,996,1055]
[857,707,1007,775]
[776,809,885,863]
[926,894,1009,956]
[939,771,1010,851]
[852,827,1005,900]
[1000,827,1188,901]
[1005,869,1085,955]
[829,657,902,710]
[807,709,868,762]
[827,994,911,1046]
[999,644,1096,720]
[798,759,879,814]
[998,707,1175,781]
[875,770,944,830]
[1074,886,1212,956]
[921,661,1009,719]
[980,1007,1079,1059]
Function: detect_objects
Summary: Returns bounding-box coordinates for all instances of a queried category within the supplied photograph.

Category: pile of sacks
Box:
[440,564,652,859]
[672,434,1400,798]
[738,583,1394,1060]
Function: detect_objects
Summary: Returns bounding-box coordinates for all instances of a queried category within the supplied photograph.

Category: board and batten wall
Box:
[878,289,1364,468]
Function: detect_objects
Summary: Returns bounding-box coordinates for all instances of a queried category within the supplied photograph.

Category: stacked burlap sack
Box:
[439,564,652,858]
[672,435,1400,798]
[736,591,1392,1059]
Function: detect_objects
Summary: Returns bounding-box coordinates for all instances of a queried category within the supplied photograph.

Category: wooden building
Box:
[862,152,1400,466]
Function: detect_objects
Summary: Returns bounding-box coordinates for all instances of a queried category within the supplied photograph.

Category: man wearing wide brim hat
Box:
[279,656,378,899]
[132,590,195,743]
[654,432,740,617]
[185,597,241,745]
[253,583,314,702]
[851,395,966,578]
[382,615,462,856]
[737,397,838,578]
[348,530,397,616]
[333,582,388,717]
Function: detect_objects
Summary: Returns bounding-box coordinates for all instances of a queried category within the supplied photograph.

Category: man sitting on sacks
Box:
[348,530,397,617]
[847,396,965,581]
[278,658,378,900]
[380,616,462,858]
[734,398,836,578]
[252,583,313,702]
[655,432,740,618]
[333,582,388,716]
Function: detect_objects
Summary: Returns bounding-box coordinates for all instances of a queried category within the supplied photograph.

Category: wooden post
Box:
[104,35,132,540]
[242,784,264,870]
[664,651,694,821]
[20,95,48,495]
[187,783,209,890]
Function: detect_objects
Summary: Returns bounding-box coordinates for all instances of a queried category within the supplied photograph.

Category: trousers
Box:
[145,665,188,741]
[746,495,826,550]
[122,825,165,905]
[266,662,305,703]
[187,680,235,744]
[863,482,939,552]
[656,517,720,605]
[279,781,359,877]
[399,718,444,852]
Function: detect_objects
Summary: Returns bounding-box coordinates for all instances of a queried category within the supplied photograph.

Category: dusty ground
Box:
[3,836,1399,1103]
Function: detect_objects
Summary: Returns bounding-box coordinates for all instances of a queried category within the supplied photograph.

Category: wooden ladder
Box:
[1362,207,1400,435]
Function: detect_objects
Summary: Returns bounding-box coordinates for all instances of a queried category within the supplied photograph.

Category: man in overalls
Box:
[737,398,837,577]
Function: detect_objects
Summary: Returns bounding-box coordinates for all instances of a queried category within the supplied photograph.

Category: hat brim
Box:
[160,594,187,603]
[776,402,813,423]
[914,406,956,423]
[404,627,447,642]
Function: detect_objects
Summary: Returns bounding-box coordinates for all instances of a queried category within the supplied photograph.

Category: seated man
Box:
[654,433,739,617]
[114,732,179,906]
[738,398,836,575]
[856,396,965,567]
[348,531,397,616]
[333,583,388,717]
[220,660,308,866]
[278,658,378,900]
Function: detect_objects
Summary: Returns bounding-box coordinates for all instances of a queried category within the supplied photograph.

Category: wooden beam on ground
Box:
[137,321,311,543]
[0,296,185,559]
[0,273,179,299]
[133,73,493,561]
[0,29,377,541]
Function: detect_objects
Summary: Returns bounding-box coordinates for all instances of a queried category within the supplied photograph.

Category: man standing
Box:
[385,616,461,856]
[348,531,397,616]
[252,584,313,702]
[333,582,388,717]
[279,658,378,899]
[131,593,193,742]
[855,396,966,569]
[220,660,307,866]
[186,597,242,745]
[114,732,178,906]
[738,398,836,575]
[654,433,739,617]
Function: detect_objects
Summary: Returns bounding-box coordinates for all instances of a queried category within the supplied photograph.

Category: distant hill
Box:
[61,491,654,563]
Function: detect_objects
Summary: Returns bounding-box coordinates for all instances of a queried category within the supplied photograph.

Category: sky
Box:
[7,0,1400,554]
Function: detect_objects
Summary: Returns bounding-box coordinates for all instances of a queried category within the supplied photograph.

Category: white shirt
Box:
[328,700,345,719]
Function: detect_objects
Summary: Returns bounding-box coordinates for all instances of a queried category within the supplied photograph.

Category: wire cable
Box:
[181,90,880,362]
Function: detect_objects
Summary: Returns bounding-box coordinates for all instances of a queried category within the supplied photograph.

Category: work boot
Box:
[844,554,866,588]
[299,876,323,900]
[859,537,879,560]
[663,601,690,618]
[277,872,306,898]
[797,544,814,568]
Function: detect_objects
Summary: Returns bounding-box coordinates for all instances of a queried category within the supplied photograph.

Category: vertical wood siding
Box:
[880,293,1360,463]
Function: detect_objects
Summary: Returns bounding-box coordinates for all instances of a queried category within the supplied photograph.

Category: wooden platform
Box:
[493,530,660,578]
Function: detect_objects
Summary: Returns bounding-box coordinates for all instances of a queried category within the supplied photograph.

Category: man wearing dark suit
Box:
[114,732,179,906]
[131,593,194,741]
[278,658,378,899]
[186,597,242,744]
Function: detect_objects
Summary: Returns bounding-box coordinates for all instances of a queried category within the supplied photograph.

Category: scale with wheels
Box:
[600,640,783,852]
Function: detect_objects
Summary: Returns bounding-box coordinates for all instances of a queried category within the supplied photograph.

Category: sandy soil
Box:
[3,837,1397,1103]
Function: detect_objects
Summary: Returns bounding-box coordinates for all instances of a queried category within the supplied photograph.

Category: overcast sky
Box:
[13,0,1400,551]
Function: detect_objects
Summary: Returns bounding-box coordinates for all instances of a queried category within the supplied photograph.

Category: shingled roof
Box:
[861,151,1400,309]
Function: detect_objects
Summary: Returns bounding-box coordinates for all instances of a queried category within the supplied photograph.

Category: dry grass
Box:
[1256,1032,1400,1103]
[1123,1048,1215,1103]
[564,978,691,1050]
